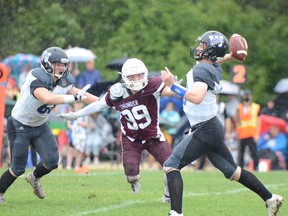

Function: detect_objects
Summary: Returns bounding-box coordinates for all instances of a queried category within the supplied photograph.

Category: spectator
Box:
[234,90,260,170]
[258,124,287,170]
[66,102,88,171]
[260,98,278,117]
[18,64,32,88]
[84,112,116,165]
[76,59,101,88]
[160,101,181,136]
[5,77,19,101]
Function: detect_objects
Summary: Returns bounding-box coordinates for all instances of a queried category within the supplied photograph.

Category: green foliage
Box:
[0,168,287,215]
[1,0,288,104]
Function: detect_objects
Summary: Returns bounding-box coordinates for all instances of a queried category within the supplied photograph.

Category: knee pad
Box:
[229,166,241,181]
[163,166,179,174]
[126,174,140,184]
[10,166,25,177]
[43,161,58,170]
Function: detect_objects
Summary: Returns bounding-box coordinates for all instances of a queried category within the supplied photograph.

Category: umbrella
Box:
[274,78,288,93]
[259,114,287,135]
[106,57,129,71]
[2,53,40,79]
[64,47,96,62]
[220,80,240,95]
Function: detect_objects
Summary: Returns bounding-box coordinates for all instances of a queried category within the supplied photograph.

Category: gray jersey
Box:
[183,62,222,126]
[12,68,74,127]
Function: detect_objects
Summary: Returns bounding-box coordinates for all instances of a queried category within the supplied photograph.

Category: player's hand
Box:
[74,84,91,101]
[161,67,175,87]
[57,112,79,121]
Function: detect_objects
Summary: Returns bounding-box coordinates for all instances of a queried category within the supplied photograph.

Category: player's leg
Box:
[0,116,30,203]
[26,123,59,199]
[122,136,142,194]
[208,141,283,215]
[164,133,206,215]
[147,139,172,203]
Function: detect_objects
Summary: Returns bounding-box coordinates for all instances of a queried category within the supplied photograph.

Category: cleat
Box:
[266,194,283,216]
[131,181,141,194]
[168,210,183,216]
[162,193,170,203]
[25,172,45,199]
[0,194,5,204]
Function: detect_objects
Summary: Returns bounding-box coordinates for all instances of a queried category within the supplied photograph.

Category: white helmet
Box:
[121,58,148,91]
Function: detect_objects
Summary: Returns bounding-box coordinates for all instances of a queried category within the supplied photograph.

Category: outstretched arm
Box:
[58,96,109,120]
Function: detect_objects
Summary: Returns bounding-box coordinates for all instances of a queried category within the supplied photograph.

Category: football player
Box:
[58,58,175,202]
[161,30,283,216]
[0,47,98,204]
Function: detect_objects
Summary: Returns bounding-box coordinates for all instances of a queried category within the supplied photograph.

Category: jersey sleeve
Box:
[30,68,52,97]
[193,63,221,90]
[149,76,165,93]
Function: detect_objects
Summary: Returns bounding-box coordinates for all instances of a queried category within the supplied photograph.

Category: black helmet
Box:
[41,47,69,78]
[191,30,229,61]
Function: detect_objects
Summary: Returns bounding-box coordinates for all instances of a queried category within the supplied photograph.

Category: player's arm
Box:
[58,96,109,120]
[68,86,99,103]
[161,67,207,104]
[216,52,234,64]
[34,84,98,105]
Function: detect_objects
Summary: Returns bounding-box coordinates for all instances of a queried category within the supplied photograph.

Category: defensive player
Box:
[161,30,283,216]
[0,47,98,204]
[58,58,175,202]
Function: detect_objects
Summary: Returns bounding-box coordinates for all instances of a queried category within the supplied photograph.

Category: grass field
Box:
[0,165,287,216]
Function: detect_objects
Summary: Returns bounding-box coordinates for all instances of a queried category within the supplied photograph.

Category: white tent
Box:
[220,80,240,95]
[65,47,96,62]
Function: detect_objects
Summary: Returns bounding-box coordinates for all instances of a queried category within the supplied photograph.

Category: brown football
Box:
[229,33,248,61]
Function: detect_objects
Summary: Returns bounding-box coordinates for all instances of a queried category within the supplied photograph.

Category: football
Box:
[229,33,248,61]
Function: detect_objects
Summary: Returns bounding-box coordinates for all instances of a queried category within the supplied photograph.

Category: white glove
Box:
[174,75,183,85]
[57,112,79,121]
[74,84,91,101]
[64,84,91,103]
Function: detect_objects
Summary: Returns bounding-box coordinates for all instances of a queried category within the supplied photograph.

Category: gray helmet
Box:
[41,47,69,78]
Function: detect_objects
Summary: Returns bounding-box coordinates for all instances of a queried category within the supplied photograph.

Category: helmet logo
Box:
[42,50,52,60]
[209,35,224,47]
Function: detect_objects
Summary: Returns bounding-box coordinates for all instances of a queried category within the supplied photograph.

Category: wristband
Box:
[170,82,187,98]
[63,95,76,103]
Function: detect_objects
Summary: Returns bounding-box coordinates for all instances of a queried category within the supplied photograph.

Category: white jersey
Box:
[183,62,222,126]
[12,68,74,127]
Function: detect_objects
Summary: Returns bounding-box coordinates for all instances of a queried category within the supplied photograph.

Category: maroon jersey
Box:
[106,76,165,141]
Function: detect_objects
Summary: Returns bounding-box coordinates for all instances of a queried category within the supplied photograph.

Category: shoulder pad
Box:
[31,68,51,84]
[109,82,130,101]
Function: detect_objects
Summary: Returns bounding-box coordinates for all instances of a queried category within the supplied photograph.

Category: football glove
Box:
[74,84,91,101]
[57,112,79,121]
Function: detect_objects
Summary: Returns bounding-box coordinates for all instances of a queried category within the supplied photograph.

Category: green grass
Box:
[0,167,287,216]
